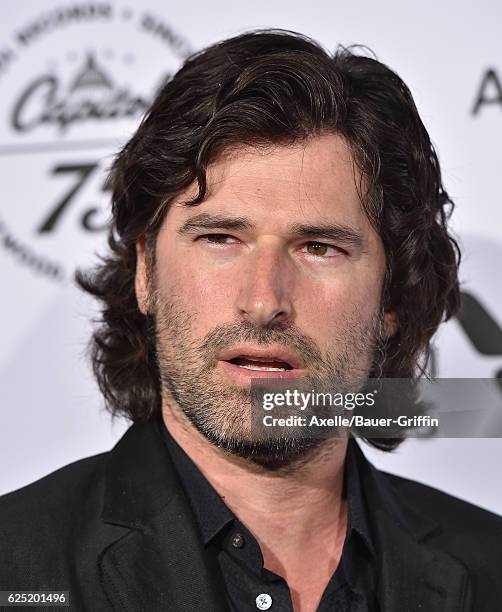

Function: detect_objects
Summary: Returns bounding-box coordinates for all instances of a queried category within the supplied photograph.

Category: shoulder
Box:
[353,439,502,542]
[362,463,502,608]
[0,453,111,587]
[380,469,502,564]
[0,452,109,524]
[383,470,502,532]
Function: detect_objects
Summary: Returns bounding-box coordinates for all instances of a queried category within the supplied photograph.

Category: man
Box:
[1,29,501,612]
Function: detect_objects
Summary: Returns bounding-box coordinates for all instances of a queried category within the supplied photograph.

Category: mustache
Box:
[197,319,325,368]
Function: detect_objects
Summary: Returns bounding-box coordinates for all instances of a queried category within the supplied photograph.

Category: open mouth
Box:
[227,356,294,372]
[217,346,305,382]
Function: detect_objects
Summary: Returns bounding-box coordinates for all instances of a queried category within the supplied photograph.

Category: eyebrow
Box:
[289,222,365,250]
[177,213,365,250]
[177,213,254,236]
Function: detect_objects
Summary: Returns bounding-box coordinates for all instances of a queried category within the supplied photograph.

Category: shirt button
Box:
[231,533,244,548]
[255,593,272,610]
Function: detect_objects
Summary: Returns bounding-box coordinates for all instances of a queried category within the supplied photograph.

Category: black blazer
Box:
[0,421,501,611]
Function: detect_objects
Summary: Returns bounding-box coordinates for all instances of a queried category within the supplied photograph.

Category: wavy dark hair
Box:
[77,29,461,451]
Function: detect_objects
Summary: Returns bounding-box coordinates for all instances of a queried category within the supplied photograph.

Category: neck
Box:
[161,401,348,584]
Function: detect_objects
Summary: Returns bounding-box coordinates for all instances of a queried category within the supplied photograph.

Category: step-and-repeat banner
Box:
[1,2,501,513]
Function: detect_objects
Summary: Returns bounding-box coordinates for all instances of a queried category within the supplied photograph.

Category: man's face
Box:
[136,133,392,467]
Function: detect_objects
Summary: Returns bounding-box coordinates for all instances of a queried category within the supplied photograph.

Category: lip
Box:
[219,360,308,383]
[218,344,304,369]
[217,344,307,384]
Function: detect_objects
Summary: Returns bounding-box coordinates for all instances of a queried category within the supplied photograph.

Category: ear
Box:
[384,311,398,338]
[135,237,149,316]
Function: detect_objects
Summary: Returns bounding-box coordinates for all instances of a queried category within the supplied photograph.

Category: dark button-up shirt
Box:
[158,417,377,611]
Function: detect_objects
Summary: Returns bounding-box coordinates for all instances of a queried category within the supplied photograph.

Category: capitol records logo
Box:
[12,51,150,134]
[0,4,193,282]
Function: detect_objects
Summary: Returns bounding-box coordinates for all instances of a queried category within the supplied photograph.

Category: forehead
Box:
[169,133,371,232]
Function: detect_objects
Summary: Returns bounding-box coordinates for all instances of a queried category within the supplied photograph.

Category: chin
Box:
[210,432,326,471]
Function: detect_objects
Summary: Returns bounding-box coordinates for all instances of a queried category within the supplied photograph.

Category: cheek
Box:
[298,271,383,340]
[155,244,237,337]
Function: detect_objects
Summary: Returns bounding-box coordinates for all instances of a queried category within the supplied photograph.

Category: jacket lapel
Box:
[352,441,472,612]
[98,422,230,612]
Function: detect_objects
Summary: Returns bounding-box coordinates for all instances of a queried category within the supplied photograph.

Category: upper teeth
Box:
[238,364,287,371]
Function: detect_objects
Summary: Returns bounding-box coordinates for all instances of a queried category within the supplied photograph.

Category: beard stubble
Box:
[151,285,387,471]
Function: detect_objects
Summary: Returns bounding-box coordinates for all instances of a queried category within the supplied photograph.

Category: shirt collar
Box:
[158,416,375,559]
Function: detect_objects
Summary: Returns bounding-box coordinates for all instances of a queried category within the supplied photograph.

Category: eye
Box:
[301,241,341,258]
[199,233,239,245]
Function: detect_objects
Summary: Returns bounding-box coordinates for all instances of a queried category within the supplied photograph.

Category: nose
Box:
[236,242,293,327]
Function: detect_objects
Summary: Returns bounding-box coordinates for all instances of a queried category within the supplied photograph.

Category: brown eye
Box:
[304,241,336,257]
[306,242,327,256]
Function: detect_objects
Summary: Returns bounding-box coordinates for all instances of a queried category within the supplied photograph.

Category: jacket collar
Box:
[351,440,472,611]
[99,420,231,612]
[101,419,176,529]
[99,421,472,612]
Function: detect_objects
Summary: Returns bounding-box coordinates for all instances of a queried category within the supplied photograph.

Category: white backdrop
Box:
[1,1,502,514]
